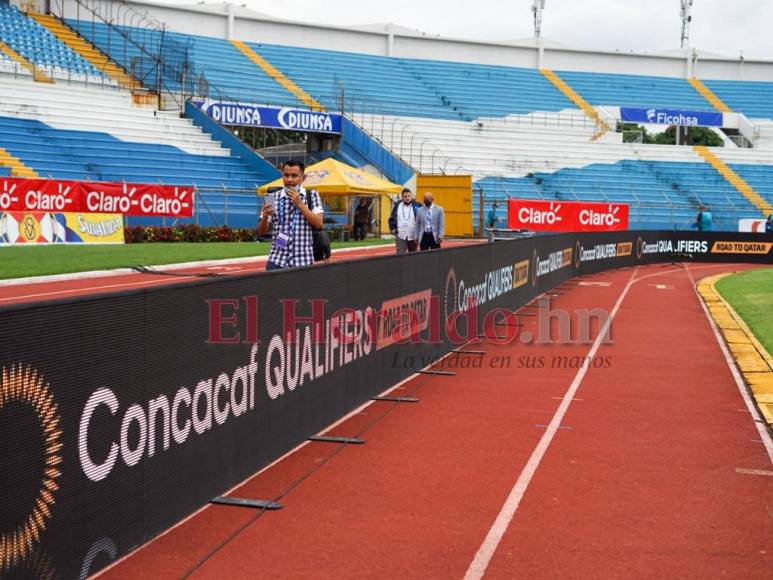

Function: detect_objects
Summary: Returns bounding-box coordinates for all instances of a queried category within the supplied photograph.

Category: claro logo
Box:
[578,205,622,227]
[0,365,62,571]
[518,203,562,225]
[78,345,259,482]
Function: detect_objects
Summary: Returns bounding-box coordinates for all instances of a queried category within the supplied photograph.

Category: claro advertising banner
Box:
[0,177,194,218]
[0,231,770,578]
[507,199,629,232]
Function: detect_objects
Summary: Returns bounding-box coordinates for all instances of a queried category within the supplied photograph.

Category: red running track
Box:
[0,241,479,306]
[96,262,771,579]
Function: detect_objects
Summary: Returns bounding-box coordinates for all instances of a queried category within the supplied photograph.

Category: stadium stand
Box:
[475,160,768,231]
[352,110,773,228]
[0,77,276,226]
[396,60,574,119]
[65,20,299,106]
[250,44,575,120]
[10,11,773,232]
[52,14,773,123]
[29,11,136,89]
[0,4,108,83]
[68,19,773,123]
[703,79,773,119]
[555,70,713,111]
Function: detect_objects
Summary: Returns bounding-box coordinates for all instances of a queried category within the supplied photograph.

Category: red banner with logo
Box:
[507,199,629,232]
[0,177,194,218]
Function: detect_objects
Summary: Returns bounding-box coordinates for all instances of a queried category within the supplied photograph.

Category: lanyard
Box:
[399,203,411,223]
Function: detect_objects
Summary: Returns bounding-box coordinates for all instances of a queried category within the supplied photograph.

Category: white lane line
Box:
[685,264,773,463]
[462,266,639,580]
[463,263,764,580]
[735,468,773,477]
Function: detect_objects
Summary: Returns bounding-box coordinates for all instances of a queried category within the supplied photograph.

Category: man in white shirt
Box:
[388,188,421,254]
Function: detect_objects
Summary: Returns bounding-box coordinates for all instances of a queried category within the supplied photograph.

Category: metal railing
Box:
[345,93,603,175]
[0,50,123,90]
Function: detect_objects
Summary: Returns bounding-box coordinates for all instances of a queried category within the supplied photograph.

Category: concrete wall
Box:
[49,0,771,82]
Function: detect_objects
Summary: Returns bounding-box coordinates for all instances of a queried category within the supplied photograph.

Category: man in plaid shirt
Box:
[258,160,324,270]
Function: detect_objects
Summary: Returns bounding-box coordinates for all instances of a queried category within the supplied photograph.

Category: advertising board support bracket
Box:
[661,252,691,268]
[372,396,420,403]
[210,496,283,510]
[308,435,366,444]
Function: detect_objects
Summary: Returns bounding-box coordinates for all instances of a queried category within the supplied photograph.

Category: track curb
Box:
[697,273,773,427]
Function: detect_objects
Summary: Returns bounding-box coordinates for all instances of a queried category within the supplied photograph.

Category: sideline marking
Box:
[735,468,773,477]
[687,265,773,463]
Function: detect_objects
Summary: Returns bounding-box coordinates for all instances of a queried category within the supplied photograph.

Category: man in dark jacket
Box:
[389,188,421,254]
[353,197,371,241]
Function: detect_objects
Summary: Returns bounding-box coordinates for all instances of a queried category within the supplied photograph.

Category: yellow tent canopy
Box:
[258,158,403,196]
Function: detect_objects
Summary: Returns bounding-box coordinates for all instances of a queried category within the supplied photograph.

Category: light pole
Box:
[532,0,545,39]
[680,0,693,49]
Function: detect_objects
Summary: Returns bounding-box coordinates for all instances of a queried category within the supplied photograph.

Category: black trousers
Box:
[353,223,367,240]
[420,232,440,250]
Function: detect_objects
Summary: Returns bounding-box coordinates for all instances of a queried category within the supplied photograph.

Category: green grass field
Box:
[0,239,392,280]
[715,267,773,355]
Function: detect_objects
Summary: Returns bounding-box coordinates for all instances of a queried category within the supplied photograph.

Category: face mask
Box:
[424,200,432,207]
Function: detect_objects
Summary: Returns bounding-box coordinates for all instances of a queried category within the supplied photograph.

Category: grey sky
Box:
[238,0,772,60]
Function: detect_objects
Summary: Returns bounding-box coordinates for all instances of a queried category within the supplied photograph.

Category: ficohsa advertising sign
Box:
[507,199,629,232]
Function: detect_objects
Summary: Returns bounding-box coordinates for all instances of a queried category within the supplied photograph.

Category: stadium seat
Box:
[0,4,107,82]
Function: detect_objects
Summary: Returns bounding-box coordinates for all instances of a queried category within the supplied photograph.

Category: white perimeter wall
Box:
[44,0,773,82]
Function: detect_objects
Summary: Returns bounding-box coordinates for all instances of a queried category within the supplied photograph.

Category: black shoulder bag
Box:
[307,190,331,262]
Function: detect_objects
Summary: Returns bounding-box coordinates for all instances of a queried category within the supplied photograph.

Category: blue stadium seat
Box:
[249,43,459,119]
[66,21,298,106]
[555,70,711,111]
[730,164,773,211]
[398,59,574,119]
[703,80,773,119]
[0,5,104,78]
